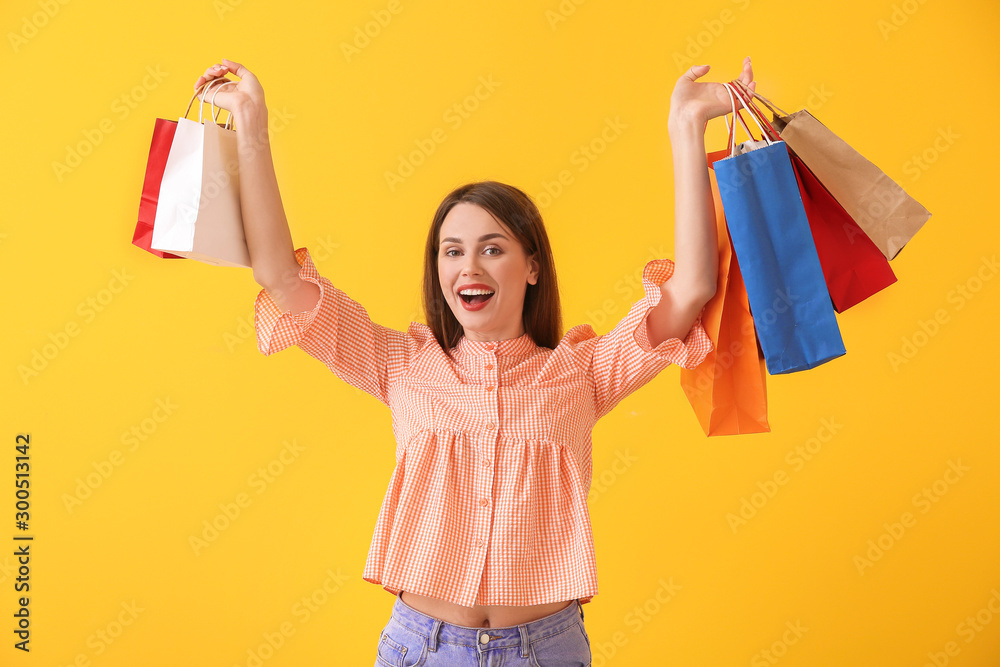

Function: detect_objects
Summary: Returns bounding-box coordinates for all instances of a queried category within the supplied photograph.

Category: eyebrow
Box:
[440,233,508,245]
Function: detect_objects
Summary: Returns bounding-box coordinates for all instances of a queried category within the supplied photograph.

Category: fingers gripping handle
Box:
[183,78,236,130]
[210,80,237,130]
[184,79,221,119]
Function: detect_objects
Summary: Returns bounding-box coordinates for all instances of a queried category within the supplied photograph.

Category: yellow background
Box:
[3,0,999,664]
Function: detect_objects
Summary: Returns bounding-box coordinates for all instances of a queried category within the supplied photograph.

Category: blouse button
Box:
[485,343,495,350]
[485,364,494,370]
[486,422,495,430]
[485,385,494,392]
[482,458,490,467]
[475,538,484,547]
[480,498,489,506]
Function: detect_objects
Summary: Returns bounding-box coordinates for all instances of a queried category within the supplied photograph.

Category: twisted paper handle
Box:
[183,78,236,130]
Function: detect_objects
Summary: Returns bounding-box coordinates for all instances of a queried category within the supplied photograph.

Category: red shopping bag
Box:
[788,150,897,311]
[132,117,184,259]
[729,83,896,312]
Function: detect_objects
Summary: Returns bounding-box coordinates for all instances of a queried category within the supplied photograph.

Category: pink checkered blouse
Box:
[254,247,711,607]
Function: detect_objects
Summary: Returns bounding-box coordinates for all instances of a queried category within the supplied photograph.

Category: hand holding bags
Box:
[734,81,931,260]
[135,78,251,267]
[682,76,916,433]
[713,83,846,375]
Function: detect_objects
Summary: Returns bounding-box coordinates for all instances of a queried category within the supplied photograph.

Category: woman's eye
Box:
[443,247,500,257]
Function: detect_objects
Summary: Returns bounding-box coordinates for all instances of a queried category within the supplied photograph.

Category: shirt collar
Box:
[456,332,537,357]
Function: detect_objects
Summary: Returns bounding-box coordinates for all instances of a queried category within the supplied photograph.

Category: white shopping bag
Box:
[151,79,250,268]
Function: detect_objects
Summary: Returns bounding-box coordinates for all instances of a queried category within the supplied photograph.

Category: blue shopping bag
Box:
[712,83,845,374]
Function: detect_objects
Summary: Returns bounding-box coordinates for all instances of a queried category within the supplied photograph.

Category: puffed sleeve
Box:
[587,257,713,420]
[253,247,420,406]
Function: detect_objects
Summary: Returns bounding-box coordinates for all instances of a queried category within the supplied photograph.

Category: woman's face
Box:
[437,202,539,342]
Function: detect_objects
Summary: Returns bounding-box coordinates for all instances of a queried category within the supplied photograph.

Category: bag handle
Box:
[209,80,237,131]
[184,79,223,120]
[197,78,230,126]
[725,104,757,145]
[728,81,781,142]
[723,82,772,157]
[732,79,791,119]
[729,81,785,143]
[722,83,746,155]
[182,78,235,130]
[723,83,749,154]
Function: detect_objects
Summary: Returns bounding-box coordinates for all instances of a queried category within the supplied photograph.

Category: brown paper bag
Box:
[150,79,250,268]
[738,84,930,260]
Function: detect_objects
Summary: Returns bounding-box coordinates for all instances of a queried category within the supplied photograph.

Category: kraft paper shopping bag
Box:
[734,81,930,260]
[150,78,251,268]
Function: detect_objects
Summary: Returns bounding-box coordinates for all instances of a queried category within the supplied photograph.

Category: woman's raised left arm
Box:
[646,57,755,348]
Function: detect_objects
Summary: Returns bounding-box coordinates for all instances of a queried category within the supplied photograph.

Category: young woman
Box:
[194,56,754,666]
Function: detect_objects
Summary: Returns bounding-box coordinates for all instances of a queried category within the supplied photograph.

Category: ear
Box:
[527,254,540,286]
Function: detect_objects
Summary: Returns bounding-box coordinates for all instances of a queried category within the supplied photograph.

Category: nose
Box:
[461,254,483,277]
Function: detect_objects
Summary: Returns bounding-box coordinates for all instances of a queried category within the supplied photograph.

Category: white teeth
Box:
[459,288,495,295]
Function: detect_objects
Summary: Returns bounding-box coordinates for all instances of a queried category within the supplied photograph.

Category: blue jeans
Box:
[374,591,592,666]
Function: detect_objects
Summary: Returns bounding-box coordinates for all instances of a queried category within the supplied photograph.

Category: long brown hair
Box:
[422,181,562,353]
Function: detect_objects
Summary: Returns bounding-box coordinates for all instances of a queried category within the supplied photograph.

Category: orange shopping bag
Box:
[680,153,770,436]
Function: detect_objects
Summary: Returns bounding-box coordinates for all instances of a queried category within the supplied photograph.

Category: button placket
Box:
[478,347,499,550]
[482,347,499,432]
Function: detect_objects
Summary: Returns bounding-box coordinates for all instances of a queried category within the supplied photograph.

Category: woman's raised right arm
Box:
[194,59,320,314]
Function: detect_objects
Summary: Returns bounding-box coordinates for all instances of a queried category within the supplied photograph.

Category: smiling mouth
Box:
[460,292,495,305]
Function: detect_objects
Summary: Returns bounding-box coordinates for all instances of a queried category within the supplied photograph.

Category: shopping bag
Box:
[734,81,930,260]
[788,151,897,311]
[680,155,769,436]
[150,78,251,268]
[713,83,846,375]
[729,84,897,312]
[132,117,184,259]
